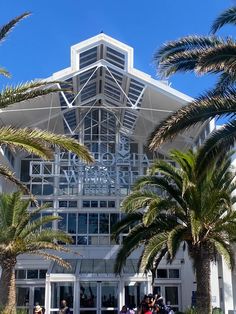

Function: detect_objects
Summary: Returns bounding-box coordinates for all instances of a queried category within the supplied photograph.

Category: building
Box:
[0,34,231,314]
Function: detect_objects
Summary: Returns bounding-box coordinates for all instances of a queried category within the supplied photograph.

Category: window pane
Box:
[16,269,26,279]
[157,269,167,278]
[108,201,115,208]
[27,269,38,279]
[78,236,87,245]
[100,214,109,234]
[34,287,45,306]
[91,201,98,208]
[69,201,77,207]
[89,214,98,234]
[80,282,97,308]
[169,269,180,279]
[39,269,47,279]
[83,200,90,207]
[165,286,178,305]
[68,213,77,234]
[101,283,118,307]
[100,201,107,208]
[78,214,87,234]
[51,282,74,309]
[58,213,67,231]
[16,287,30,306]
[59,201,68,207]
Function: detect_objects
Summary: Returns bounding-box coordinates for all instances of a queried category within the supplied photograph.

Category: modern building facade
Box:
[0,34,232,313]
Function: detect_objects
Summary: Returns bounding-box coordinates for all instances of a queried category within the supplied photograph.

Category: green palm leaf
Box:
[211,7,236,33]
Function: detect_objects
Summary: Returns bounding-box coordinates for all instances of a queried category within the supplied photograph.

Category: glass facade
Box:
[13,35,190,313]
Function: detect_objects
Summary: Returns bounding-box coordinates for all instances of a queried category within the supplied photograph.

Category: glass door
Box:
[79,282,118,314]
[125,283,141,310]
[153,285,180,312]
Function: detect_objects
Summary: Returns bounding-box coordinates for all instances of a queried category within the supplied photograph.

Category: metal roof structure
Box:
[0,33,203,152]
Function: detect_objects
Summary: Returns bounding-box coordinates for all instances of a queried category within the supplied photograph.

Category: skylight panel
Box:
[80,46,98,69]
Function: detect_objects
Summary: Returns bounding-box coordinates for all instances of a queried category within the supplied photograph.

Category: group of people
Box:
[120,293,174,314]
[138,294,174,314]
[34,299,70,314]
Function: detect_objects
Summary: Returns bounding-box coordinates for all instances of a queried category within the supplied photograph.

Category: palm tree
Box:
[0,12,93,188]
[0,191,74,313]
[149,6,236,162]
[112,150,236,314]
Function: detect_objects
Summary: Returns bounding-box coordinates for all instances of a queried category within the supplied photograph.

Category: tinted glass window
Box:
[78,214,87,234]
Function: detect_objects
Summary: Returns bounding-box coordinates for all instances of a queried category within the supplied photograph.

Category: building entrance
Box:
[80,281,119,314]
[153,285,180,312]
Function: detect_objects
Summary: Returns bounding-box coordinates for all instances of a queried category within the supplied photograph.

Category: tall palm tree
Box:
[112,150,236,314]
[149,6,236,162]
[0,12,93,188]
[0,191,74,313]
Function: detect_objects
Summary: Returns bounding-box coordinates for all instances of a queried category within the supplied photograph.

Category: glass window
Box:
[68,213,77,234]
[34,287,45,307]
[43,184,53,195]
[16,287,30,306]
[169,269,180,279]
[100,201,107,208]
[89,214,98,234]
[59,201,68,207]
[80,282,97,308]
[100,214,109,234]
[69,201,77,208]
[27,269,39,279]
[58,213,67,231]
[165,286,178,305]
[78,236,87,245]
[157,269,168,278]
[101,282,118,307]
[51,282,74,309]
[91,201,98,208]
[78,214,87,234]
[16,269,26,279]
[83,200,90,207]
[39,269,47,279]
[108,201,115,208]
[20,160,30,182]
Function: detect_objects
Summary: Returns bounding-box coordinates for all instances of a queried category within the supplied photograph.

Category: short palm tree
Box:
[0,191,74,313]
[112,150,236,314]
[0,12,93,188]
[149,6,236,161]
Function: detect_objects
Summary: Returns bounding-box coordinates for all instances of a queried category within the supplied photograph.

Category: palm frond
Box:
[154,36,223,78]
[0,165,29,193]
[0,80,67,108]
[196,120,236,172]
[196,41,236,75]
[0,12,30,42]
[0,127,93,162]
[209,236,235,269]
[211,7,236,33]
[149,88,236,150]
[139,233,168,272]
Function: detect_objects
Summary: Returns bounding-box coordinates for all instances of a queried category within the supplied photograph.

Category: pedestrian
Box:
[120,305,129,314]
[34,304,44,314]
[59,299,70,314]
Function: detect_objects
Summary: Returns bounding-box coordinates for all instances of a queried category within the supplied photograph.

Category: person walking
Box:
[59,299,70,314]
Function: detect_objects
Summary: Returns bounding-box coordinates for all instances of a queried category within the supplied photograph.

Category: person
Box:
[34,304,44,314]
[142,303,152,314]
[120,305,129,314]
[59,299,70,314]
[137,295,150,314]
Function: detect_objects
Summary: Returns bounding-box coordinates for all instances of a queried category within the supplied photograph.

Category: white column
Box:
[119,279,124,309]
[45,275,51,314]
[210,263,220,309]
[222,258,234,313]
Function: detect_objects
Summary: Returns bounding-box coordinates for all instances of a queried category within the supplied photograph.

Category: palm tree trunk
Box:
[0,257,17,313]
[194,250,211,314]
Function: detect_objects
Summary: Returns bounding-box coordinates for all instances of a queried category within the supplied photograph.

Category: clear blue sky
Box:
[1,0,236,98]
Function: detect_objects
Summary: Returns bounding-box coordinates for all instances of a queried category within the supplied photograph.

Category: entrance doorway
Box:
[153,285,180,312]
[80,281,118,314]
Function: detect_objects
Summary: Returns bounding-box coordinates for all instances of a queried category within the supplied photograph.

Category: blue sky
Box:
[1,0,236,98]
